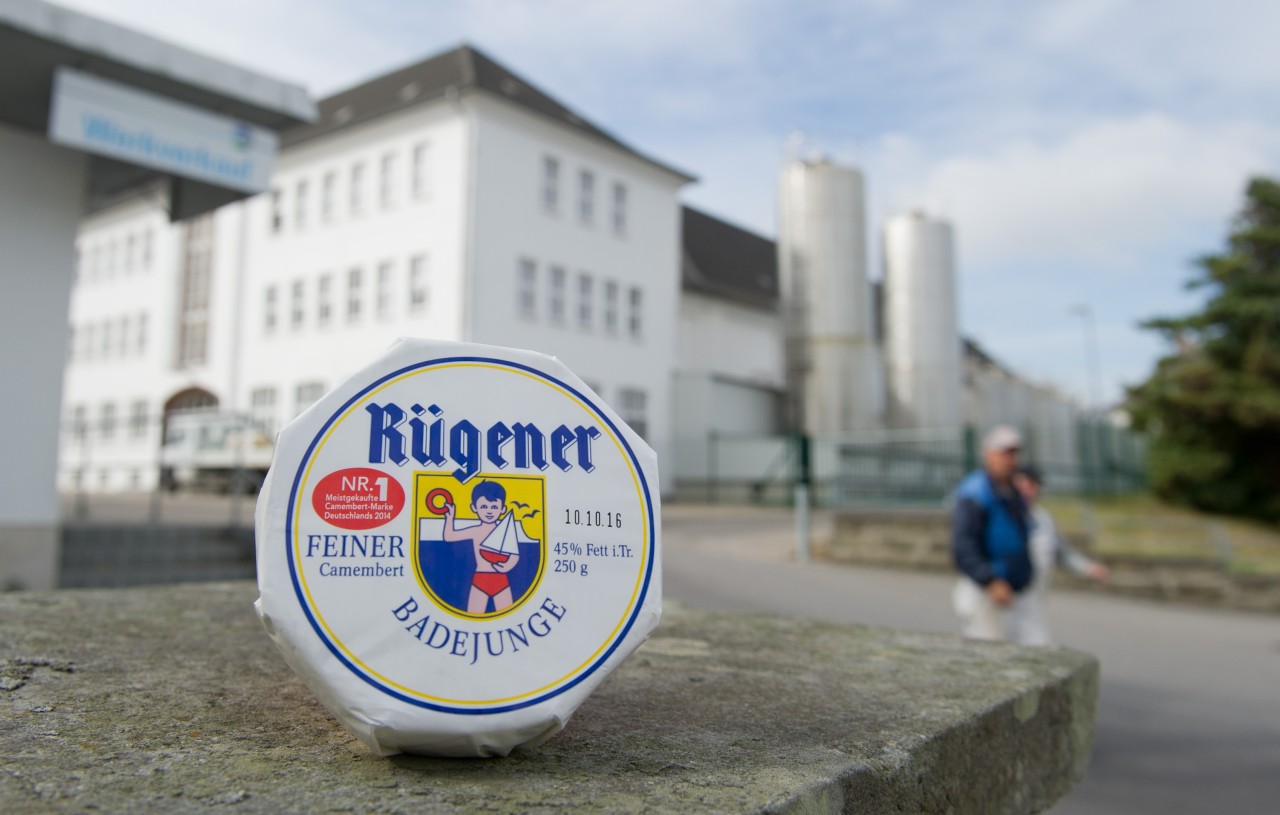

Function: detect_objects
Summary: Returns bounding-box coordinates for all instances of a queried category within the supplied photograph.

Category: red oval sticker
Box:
[311,468,405,530]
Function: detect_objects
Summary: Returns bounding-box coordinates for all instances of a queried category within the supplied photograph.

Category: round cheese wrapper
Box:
[254,339,662,757]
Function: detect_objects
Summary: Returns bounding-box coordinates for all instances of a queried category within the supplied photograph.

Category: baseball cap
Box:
[982,424,1023,452]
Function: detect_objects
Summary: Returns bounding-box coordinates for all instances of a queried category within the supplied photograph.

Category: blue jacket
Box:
[951,470,1033,592]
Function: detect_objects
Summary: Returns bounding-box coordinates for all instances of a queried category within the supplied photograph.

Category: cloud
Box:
[42,0,1280,408]
[1026,0,1280,108]
[880,113,1280,274]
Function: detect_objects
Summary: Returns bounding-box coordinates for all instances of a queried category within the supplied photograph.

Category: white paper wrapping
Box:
[254,339,662,757]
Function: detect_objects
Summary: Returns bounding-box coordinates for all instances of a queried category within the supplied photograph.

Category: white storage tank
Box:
[778,158,883,434]
[883,211,962,429]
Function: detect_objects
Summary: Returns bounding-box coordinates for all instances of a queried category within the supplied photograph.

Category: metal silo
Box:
[778,158,883,434]
[882,211,962,429]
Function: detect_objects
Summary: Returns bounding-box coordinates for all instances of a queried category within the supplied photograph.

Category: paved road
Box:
[661,504,1280,815]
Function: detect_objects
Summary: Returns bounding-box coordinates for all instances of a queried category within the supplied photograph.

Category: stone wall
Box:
[0,582,1098,814]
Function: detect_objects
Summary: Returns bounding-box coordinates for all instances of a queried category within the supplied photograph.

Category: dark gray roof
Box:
[284,44,693,182]
[963,337,1016,375]
[681,206,779,311]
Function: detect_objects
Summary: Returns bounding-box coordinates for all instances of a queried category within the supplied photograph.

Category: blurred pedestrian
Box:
[1008,464,1110,645]
[950,425,1033,641]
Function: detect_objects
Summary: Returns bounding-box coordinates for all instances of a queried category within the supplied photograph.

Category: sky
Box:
[57,0,1280,408]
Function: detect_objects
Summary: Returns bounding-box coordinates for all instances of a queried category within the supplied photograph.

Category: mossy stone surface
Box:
[0,582,1096,813]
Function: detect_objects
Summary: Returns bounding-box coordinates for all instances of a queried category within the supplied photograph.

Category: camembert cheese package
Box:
[254,339,661,757]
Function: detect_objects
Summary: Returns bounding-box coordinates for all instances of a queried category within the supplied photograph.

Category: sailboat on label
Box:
[478,512,521,565]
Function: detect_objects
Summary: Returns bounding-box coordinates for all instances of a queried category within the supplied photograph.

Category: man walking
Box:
[951,425,1033,641]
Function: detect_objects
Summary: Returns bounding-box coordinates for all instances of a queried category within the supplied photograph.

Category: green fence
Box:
[684,421,1147,507]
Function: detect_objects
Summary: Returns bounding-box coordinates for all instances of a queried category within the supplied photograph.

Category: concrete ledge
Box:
[0,582,1097,814]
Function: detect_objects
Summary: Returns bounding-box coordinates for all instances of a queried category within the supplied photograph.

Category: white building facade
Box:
[60,46,696,494]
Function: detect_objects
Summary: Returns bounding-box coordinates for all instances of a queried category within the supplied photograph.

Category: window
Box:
[118,316,130,356]
[603,280,619,333]
[408,254,428,312]
[71,405,88,443]
[577,273,593,329]
[102,320,113,358]
[317,274,333,327]
[106,241,117,277]
[517,258,537,318]
[350,162,365,214]
[137,313,148,354]
[251,387,277,410]
[83,324,95,361]
[251,387,278,436]
[270,188,283,233]
[619,388,648,440]
[294,381,326,417]
[612,182,628,235]
[542,155,560,211]
[129,400,148,439]
[264,285,278,333]
[295,180,308,230]
[380,152,396,207]
[291,279,306,329]
[628,286,643,338]
[125,234,136,273]
[321,172,337,222]
[87,246,99,281]
[579,170,595,224]
[347,268,363,321]
[377,261,394,318]
[100,402,117,442]
[177,214,213,368]
[142,229,154,269]
[549,265,566,323]
[412,142,430,199]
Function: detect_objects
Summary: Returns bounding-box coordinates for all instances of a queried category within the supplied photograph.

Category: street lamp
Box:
[1070,303,1107,495]
[1069,303,1104,413]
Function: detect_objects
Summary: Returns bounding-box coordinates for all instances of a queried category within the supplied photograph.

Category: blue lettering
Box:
[451,628,469,657]
[512,423,548,471]
[551,425,575,472]
[405,616,429,640]
[487,422,512,469]
[365,402,599,483]
[540,597,567,621]
[450,420,481,483]
[506,624,529,653]
[409,403,447,467]
[425,621,451,649]
[528,611,551,637]
[366,403,407,465]
[391,597,418,621]
[575,426,602,473]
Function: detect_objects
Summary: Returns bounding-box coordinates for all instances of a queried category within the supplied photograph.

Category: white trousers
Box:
[952,579,1052,646]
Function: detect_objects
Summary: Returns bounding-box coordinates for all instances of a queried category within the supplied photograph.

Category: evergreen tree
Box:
[1127,177,1280,521]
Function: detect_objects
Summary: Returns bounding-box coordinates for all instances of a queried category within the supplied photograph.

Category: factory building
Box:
[58,44,1086,503]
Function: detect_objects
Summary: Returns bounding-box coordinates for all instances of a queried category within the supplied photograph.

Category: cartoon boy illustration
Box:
[443,480,521,614]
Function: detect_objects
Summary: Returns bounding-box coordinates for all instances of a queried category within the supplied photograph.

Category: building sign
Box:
[48,67,276,194]
[254,339,662,757]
